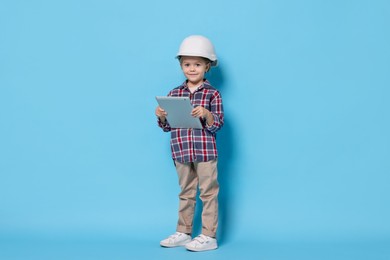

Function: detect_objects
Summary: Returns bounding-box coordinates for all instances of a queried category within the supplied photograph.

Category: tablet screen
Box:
[156,96,203,129]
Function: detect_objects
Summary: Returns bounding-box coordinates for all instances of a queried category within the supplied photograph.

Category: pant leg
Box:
[175,161,198,235]
[194,159,219,238]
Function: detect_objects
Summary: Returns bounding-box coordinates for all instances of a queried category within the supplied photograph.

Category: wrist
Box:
[206,111,214,126]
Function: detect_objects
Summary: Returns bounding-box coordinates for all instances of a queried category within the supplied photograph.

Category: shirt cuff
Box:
[206,113,220,132]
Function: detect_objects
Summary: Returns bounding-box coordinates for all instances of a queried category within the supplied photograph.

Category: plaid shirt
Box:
[158,80,224,163]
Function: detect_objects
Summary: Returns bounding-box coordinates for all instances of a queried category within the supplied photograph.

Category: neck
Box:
[187,79,204,89]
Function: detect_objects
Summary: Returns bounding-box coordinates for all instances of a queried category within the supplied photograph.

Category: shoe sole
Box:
[185,244,218,252]
[160,239,192,248]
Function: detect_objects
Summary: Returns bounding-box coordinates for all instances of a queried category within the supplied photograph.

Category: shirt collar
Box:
[180,79,211,92]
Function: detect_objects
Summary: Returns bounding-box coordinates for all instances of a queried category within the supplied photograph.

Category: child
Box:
[155,35,224,252]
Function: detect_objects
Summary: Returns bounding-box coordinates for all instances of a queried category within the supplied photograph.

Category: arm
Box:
[191,91,224,133]
[156,106,171,132]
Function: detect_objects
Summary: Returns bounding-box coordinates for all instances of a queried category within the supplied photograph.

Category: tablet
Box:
[156,96,203,129]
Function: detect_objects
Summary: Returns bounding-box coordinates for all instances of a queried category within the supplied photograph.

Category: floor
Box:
[1,236,389,260]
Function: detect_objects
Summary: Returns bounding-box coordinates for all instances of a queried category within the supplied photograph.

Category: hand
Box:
[192,106,214,126]
[155,106,167,121]
[191,106,209,119]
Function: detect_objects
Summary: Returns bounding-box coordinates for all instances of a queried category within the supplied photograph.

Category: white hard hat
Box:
[176,35,218,66]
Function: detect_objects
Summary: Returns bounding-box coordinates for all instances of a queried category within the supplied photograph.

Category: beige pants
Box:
[175,159,219,238]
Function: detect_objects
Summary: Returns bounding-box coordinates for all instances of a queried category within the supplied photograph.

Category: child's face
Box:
[180,56,210,88]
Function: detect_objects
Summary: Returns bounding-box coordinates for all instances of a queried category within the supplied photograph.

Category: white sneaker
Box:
[160,232,192,247]
[185,234,218,252]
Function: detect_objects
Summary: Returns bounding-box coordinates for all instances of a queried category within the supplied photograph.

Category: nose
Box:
[190,65,196,71]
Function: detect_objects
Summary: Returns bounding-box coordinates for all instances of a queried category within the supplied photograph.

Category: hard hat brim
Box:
[176,55,218,67]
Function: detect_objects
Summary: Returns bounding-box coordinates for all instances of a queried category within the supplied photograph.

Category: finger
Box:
[192,110,200,117]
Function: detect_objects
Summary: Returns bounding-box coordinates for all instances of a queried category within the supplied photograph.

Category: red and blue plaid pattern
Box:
[158,80,224,163]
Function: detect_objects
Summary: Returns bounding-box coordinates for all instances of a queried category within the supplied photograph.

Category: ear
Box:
[206,63,211,72]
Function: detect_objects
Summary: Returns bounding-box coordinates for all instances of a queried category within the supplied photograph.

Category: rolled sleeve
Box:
[206,112,223,133]
[157,118,171,132]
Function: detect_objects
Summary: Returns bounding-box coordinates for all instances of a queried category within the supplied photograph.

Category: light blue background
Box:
[1,0,389,259]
